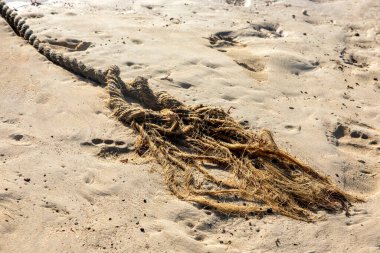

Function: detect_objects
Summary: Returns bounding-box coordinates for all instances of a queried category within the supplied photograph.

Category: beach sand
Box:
[0,0,379,252]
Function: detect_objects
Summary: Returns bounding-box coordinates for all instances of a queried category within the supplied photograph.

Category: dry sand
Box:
[0,0,379,252]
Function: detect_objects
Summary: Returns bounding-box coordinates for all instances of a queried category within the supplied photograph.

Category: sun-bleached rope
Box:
[0,1,360,221]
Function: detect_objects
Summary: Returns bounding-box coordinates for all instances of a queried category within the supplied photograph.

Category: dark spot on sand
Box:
[332,124,345,139]
[350,131,361,138]
[12,134,24,141]
[92,138,103,145]
[178,82,192,89]
[104,139,114,145]
[115,141,125,146]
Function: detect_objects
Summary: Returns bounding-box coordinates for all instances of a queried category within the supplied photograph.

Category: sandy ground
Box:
[0,0,379,252]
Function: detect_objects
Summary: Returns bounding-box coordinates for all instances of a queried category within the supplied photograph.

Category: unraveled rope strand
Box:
[0,1,361,222]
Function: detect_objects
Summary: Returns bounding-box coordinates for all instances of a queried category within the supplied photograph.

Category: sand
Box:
[0,0,379,252]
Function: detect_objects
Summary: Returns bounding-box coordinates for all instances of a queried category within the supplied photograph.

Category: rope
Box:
[0,0,360,221]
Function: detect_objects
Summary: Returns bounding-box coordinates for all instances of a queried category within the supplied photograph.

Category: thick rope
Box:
[0,1,361,222]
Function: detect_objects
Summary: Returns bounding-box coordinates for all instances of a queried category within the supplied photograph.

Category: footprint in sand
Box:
[8,133,34,146]
[339,48,369,69]
[325,120,380,197]
[80,138,132,158]
[327,121,380,182]
[42,37,92,52]
[162,208,222,243]
[328,122,379,153]
[208,22,283,82]
[208,22,282,47]
[209,23,320,79]
[338,24,379,72]
[78,168,121,204]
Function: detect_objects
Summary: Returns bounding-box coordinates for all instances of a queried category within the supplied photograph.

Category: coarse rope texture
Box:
[0,1,361,222]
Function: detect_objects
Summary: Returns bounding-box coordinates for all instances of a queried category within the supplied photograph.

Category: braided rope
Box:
[0,1,360,221]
